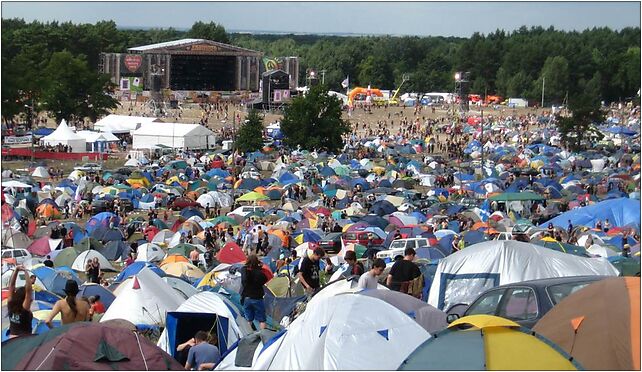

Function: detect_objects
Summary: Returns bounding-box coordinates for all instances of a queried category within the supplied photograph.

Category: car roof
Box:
[493,275,606,289]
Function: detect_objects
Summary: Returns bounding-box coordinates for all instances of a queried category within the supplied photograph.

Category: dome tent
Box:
[427,240,619,311]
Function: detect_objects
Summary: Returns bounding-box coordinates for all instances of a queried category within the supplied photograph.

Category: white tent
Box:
[157,291,252,356]
[31,166,50,178]
[427,240,620,311]
[135,243,165,263]
[71,250,116,272]
[41,119,86,152]
[94,114,160,134]
[132,122,216,149]
[252,293,430,370]
[76,130,119,152]
[161,276,198,300]
[2,229,32,250]
[101,267,185,327]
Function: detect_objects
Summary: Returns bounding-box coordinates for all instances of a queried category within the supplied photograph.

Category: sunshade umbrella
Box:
[399,315,581,370]
[533,277,640,370]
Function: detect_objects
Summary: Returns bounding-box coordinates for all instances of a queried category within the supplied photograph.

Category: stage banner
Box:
[4,135,32,145]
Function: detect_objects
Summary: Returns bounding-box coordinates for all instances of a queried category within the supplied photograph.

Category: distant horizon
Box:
[2,2,639,38]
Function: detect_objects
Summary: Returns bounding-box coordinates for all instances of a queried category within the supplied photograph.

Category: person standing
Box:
[45,280,89,327]
[386,248,421,292]
[190,247,200,267]
[241,255,268,331]
[297,247,325,295]
[357,258,386,290]
[7,265,33,338]
[341,250,364,278]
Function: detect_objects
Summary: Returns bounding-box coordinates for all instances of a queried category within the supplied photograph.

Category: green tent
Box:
[74,237,104,252]
[237,191,269,202]
[168,243,197,257]
[53,247,81,268]
[488,192,545,201]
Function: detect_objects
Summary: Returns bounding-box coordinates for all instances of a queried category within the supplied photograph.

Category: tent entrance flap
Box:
[166,312,230,357]
[437,273,500,311]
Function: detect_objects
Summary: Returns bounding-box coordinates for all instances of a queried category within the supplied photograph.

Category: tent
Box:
[162,276,199,300]
[427,240,619,311]
[132,122,216,149]
[100,268,185,327]
[216,242,247,264]
[214,329,277,370]
[71,250,116,272]
[41,119,86,153]
[31,166,50,178]
[252,293,430,370]
[1,322,182,370]
[533,277,640,370]
[542,197,641,229]
[76,130,120,153]
[398,315,580,370]
[157,291,252,357]
[94,114,160,134]
[115,261,166,282]
[78,283,116,309]
[3,230,32,250]
[135,243,166,263]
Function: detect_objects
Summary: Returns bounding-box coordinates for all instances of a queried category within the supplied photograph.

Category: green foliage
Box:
[234,109,265,153]
[41,51,119,123]
[187,21,229,44]
[556,89,605,152]
[281,85,351,153]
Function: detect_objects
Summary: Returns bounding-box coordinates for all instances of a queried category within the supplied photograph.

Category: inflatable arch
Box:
[348,87,383,106]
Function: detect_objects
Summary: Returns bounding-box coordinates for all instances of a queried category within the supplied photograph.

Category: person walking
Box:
[386,248,421,293]
[357,258,386,290]
[45,280,89,328]
[7,265,33,338]
[240,255,269,331]
[297,247,325,295]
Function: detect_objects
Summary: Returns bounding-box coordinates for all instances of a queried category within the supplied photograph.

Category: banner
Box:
[4,135,32,145]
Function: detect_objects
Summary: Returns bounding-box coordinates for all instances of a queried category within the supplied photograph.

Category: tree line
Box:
[2,18,640,124]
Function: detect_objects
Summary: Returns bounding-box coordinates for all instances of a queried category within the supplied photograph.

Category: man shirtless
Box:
[45,280,90,328]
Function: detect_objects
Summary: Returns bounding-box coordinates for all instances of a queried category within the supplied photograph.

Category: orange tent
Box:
[533,277,640,370]
[36,204,61,219]
[160,254,188,266]
[472,222,490,230]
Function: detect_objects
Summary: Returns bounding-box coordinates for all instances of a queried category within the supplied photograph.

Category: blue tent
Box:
[78,283,116,309]
[415,247,446,260]
[279,172,300,185]
[542,198,641,230]
[369,200,396,216]
[85,212,120,234]
[115,261,166,282]
[603,126,637,136]
[43,270,82,297]
[302,229,322,243]
[180,207,204,220]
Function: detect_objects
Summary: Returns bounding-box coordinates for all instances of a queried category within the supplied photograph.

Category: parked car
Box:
[74,163,102,172]
[376,238,432,260]
[1,249,33,265]
[91,199,113,214]
[168,197,200,211]
[447,276,607,329]
[342,231,385,248]
[227,206,266,218]
[318,232,343,254]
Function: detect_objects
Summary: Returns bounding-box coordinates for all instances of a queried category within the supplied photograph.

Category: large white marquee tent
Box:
[94,114,161,134]
[40,119,86,153]
[132,122,216,149]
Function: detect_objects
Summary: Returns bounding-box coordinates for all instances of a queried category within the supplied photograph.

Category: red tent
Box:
[27,236,60,256]
[144,225,160,241]
[216,242,247,264]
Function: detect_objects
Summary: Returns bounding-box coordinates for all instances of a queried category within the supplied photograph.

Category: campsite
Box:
[1,3,641,371]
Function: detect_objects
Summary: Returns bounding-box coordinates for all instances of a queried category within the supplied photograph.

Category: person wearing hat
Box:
[45,280,90,328]
[622,244,631,258]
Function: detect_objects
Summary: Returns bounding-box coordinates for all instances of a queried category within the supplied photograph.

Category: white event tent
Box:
[94,114,161,134]
[41,119,86,152]
[132,122,216,149]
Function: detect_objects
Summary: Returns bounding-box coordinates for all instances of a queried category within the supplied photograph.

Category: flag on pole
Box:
[341,76,349,89]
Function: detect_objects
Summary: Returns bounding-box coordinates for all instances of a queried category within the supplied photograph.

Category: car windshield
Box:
[546,281,595,305]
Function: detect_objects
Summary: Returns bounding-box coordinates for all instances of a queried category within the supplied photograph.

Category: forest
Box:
[2,18,640,122]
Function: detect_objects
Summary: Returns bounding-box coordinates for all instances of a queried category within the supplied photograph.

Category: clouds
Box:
[2,1,639,37]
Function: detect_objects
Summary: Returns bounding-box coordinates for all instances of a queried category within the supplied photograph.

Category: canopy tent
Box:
[427,240,619,311]
[533,277,640,370]
[132,122,216,149]
[94,114,160,134]
[76,130,120,153]
[100,267,185,327]
[157,291,252,357]
[252,293,430,370]
[40,119,86,153]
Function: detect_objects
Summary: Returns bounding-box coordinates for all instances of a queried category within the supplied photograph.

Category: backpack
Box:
[406,274,424,299]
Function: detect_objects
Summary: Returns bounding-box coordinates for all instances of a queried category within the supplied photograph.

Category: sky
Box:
[2,1,640,37]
